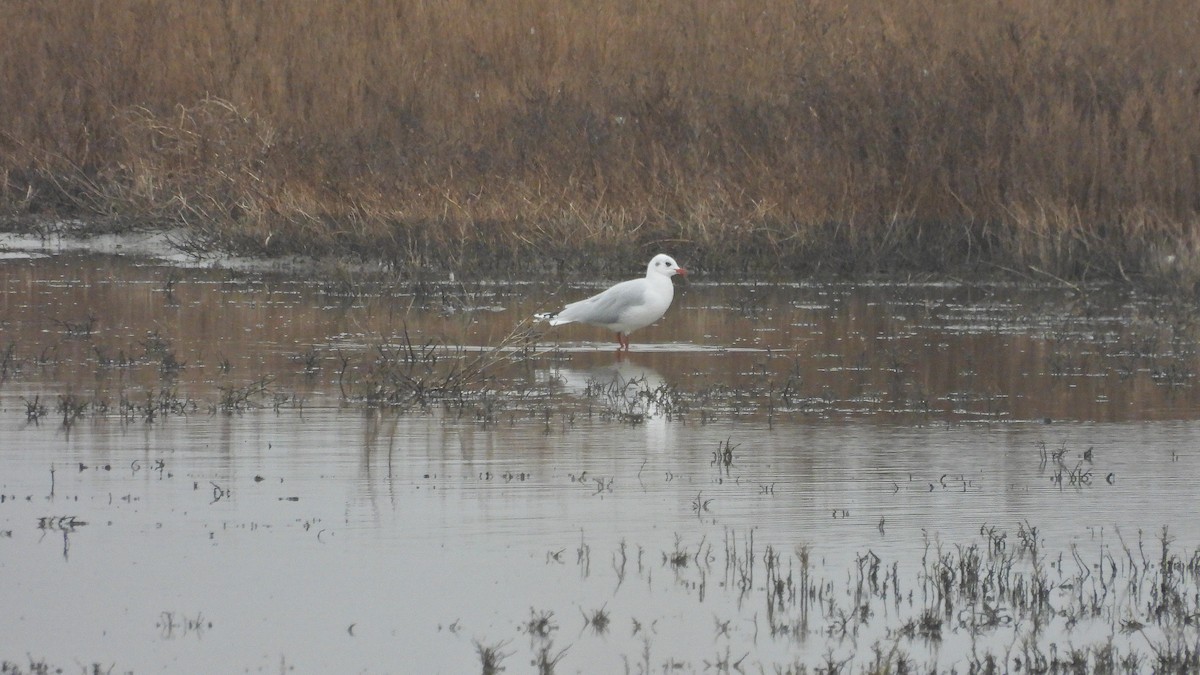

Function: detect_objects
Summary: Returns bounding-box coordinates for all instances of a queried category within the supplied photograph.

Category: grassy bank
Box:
[2,0,1200,280]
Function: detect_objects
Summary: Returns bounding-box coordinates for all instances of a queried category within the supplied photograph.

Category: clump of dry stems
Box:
[2,1,1199,281]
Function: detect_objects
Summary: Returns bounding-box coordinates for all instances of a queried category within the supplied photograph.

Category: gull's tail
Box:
[535,312,572,326]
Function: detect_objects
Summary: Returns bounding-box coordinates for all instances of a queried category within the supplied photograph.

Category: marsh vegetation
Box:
[3,2,1200,281]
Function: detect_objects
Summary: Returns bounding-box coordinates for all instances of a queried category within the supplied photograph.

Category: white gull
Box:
[535,254,687,352]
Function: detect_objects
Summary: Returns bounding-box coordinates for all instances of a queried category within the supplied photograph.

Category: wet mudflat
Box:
[2,251,1200,673]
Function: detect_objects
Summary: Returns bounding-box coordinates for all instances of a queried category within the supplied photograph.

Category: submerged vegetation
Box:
[6,264,1200,426]
[3,1,1200,281]
[464,524,1200,673]
[17,523,1196,672]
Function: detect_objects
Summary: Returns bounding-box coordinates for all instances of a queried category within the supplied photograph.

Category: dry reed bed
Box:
[2,1,1199,279]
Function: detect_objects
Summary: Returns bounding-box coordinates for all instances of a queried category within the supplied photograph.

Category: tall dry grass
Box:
[2,0,1199,279]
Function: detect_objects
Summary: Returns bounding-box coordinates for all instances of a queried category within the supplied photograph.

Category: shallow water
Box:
[2,252,1199,672]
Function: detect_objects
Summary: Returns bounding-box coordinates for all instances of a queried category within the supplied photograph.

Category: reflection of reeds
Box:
[342,325,532,408]
[583,373,683,423]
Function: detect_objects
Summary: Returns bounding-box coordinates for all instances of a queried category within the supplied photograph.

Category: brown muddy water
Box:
[2,245,1200,673]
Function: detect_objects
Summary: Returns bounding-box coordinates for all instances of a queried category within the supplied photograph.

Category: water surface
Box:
[2,252,1198,672]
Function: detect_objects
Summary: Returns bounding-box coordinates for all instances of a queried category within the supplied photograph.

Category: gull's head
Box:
[648,254,687,278]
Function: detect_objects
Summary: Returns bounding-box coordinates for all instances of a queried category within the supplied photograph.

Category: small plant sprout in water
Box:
[56,392,88,427]
[533,641,569,675]
[1,340,18,379]
[294,347,322,374]
[580,603,610,635]
[23,395,47,423]
[711,436,738,477]
[216,376,274,414]
[473,639,513,675]
[666,534,690,570]
[524,608,558,640]
[54,314,97,338]
[161,270,180,303]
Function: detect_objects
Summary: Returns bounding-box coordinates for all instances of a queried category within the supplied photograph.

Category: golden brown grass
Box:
[2,0,1199,279]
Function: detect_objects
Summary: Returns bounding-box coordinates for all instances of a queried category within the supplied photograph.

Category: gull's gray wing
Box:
[554,279,647,326]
